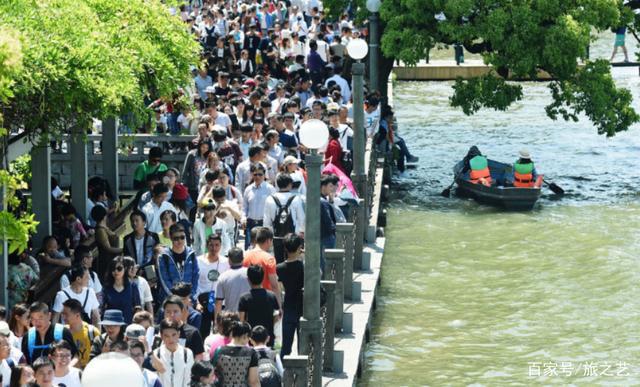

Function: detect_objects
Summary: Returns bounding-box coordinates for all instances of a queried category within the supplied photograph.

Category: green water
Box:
[361,34,640,386]
[362,205,640,385]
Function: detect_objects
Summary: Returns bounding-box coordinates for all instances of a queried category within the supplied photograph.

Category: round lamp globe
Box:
[366,0,381,12]
[300,119,329,150]
[347,38,369,60]
[82,353,143,387]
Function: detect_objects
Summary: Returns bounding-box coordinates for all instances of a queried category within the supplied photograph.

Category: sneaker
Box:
[407,155,419,163]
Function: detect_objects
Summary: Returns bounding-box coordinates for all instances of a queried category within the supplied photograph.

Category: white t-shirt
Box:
[60,271,102,295]
[213,112,232,129]
[156,345,194,387]
[177,113,192,130]
[0,359,11,387]
[53,367,82,387]
[52,286,100,319]
[337,123,353,152]
[133,276,154,304]
[364,107,381,138]
[135,237,145,264]
[196,255,230,295]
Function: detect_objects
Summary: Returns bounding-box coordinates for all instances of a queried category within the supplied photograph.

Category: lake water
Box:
[360,35,640,386]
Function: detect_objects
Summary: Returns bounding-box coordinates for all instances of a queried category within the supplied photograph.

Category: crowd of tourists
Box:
[3,0,419,386]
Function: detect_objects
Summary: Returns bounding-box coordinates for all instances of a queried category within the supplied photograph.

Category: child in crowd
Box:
[37,236,72,269]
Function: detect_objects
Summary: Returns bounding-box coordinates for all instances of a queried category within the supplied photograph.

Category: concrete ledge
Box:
[322,238,385,386]
[393,59,561,81]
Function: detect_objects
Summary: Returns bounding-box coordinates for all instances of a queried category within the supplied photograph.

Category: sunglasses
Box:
[172,235,187,241]
[253,173,264,177]
[114,266,124,272]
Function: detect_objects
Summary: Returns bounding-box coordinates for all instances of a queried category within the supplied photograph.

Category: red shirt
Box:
[243,249,277,290]
[324,138,345,174]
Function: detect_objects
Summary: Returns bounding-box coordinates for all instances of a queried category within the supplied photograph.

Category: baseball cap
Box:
[125,324,146,339]
[0,321,10,337]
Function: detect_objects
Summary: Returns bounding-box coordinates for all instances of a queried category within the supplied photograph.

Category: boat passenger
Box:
[460,146,482,175]
[463,146,492,187]
[512,149,537,188]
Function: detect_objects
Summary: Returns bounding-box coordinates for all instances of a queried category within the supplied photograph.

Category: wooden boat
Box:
[454,159,543,211]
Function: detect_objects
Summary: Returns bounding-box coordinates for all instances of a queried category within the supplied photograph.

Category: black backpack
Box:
[272,195,296,238]
[256,348,282,387]
[62,289,91,323]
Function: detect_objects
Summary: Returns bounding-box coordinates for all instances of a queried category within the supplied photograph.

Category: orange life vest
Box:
[513,161,535,188]
[469,167,492,186]
[513,171,534,188]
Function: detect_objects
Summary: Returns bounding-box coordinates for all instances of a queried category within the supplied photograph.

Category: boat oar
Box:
[543,179,564,195]
[441,181,456,197]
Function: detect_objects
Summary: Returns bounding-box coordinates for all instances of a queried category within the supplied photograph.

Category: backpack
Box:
[84,323,96,343]
[62,289,91,323]
[340,129,353,173]
[256,348,282,387]
[272,195,296,238]
[27,324,64,360]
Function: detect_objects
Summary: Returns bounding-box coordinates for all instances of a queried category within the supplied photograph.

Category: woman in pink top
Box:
[205,311,240,359]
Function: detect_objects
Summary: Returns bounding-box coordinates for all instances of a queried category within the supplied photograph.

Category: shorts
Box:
[615,34,626,47]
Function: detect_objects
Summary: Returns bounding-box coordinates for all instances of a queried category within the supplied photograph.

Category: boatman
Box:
[467,150,492,187]
[512,149,537,188]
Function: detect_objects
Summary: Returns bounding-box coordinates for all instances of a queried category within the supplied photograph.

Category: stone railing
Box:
[50,134,196,189]
[336,223,355,302]
[282,355,308,387]
[320,280,336,372]
[324,249,345,331]
[288,138,385,384]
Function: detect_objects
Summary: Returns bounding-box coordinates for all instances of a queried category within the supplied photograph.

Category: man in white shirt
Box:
[263,174,305,263]
[260,142,279,184]
[194,69,213,101]
[149,320,194,387]
[52,266,101,327]
[142,183,178,234]
[313,33,330,62]
[196,234,230,338]
[206,105,232,131]
[364,97,381,138]
[328,108,352,152]
[237,124,255,160]
[60,247,102,299]
[325,65,351,104]
[242,163,276,249]
[265,130,285,166]
[235,145,264,195]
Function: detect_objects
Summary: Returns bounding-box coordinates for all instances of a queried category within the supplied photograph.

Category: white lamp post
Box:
[347,39,369,266]
[298,118,328,387]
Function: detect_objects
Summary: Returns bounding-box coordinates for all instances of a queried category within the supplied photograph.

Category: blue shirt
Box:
[102,282,140,324]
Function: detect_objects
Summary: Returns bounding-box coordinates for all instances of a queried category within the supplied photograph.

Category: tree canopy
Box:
[324,0,639,136]
[0,27,38,254]
[0,0,201,140]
